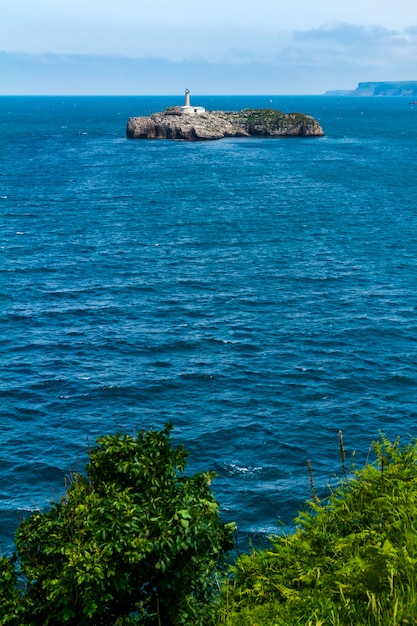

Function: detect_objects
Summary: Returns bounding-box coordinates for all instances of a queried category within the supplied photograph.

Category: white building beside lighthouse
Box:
[180,89,205,115]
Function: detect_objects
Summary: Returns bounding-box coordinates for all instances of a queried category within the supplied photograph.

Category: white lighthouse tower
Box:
[181,89,205,115]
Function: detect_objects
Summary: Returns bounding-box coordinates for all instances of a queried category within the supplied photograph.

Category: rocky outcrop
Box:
[126,107,324,141]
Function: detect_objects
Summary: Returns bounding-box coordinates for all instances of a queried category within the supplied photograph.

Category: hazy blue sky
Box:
[1,0,417,94]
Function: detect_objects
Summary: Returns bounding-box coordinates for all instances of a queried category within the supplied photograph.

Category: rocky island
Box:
[126,90,324,141]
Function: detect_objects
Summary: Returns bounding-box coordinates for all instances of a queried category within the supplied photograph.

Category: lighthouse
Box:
[180,89,205,115]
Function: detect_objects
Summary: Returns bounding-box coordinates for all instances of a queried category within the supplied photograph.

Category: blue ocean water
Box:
[1,95,417,554]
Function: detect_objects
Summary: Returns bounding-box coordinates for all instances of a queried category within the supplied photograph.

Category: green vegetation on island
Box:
[2,427,417,625]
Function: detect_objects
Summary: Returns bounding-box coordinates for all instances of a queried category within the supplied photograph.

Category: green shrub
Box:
[4,430,417,625]
[6,424,233,625]
[0,556,27,625]
[217,435,417,625]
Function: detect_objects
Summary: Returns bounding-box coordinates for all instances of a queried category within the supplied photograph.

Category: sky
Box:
[1,0,417,94]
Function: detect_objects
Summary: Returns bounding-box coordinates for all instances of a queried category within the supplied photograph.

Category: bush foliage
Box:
[1,424,233,625]
[217,435,417,625]
[2,430,417,625]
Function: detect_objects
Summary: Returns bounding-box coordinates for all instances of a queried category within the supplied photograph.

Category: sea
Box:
[1,94,417,555]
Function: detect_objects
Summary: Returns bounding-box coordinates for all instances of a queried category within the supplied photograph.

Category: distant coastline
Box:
[325,81,417,96]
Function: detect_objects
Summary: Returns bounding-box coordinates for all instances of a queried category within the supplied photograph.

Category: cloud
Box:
[1,24,416,95]
[284,23,417,71]
[0,52,298,95]
[294,23,393,45]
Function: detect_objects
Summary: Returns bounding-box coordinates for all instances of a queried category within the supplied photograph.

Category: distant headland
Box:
[325,81,417,96]
[126,90,324,141]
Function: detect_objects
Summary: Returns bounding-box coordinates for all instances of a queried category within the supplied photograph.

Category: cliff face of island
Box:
[326,81,417,96]
[126,107,325,141]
